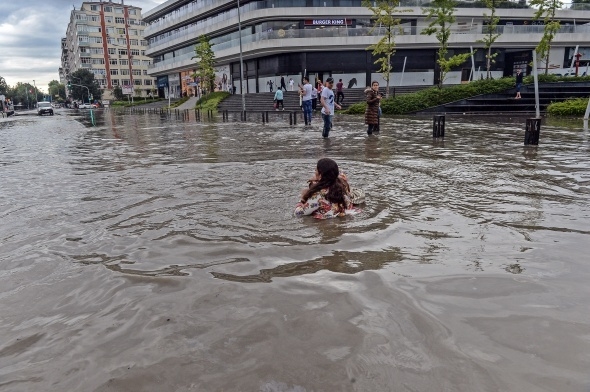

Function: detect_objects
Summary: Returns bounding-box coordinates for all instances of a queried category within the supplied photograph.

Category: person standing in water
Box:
[365,81,382,135]
[320,77,341,138]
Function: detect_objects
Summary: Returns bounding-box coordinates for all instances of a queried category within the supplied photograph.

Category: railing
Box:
[145,0,589,37]
[149,23,590,66]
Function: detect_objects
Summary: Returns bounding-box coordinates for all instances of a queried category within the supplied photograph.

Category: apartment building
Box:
[60,1,156,100]
[141,0,590,96]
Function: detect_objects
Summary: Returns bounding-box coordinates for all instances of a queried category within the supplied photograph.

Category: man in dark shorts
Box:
[515,69,523,99]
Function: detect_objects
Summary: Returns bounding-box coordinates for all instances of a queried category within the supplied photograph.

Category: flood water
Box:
[1,110,589,391]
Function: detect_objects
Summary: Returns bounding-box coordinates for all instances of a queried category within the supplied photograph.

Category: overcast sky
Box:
[0,0,166,92]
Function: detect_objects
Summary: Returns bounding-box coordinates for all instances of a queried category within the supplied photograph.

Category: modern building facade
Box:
[60,1,157,100]
[142,0,590,97]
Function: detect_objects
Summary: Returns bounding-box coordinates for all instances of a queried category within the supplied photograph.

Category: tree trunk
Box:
[386,53,391,98]
[487,47,492,79]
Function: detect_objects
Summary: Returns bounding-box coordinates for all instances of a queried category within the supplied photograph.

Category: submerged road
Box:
[1,110,589,391]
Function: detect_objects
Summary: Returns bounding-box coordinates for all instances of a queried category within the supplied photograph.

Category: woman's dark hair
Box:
[302,158,350,212]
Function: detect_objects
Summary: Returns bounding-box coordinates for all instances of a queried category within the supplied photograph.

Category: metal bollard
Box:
[289,112,293,126]
[262,112,265,124]
[433,114,445,138]
[524,118,541,145]
[293,111,297,125]
[265,111,269,123]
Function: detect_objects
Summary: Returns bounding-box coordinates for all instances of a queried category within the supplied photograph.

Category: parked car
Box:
[37,101,54,116]
[78,103,93,109]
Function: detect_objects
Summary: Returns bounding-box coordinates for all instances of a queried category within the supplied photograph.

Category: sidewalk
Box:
[175,97,198,110]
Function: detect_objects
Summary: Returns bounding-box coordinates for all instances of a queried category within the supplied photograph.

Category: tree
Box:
[112,86,124,101]
[478,0,501,79]
[0,76,8,96]
[48,80,66,102]
[193,35,216,94]
[422,0,473,87]
[68,69,101,102]
[530,0,563,75]
[364,0,406,98]
[8,82,35,108]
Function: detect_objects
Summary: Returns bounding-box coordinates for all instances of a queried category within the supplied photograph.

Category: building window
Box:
[90,5,99,11]
[134,79,142,86]
[117,38,127,45]
[132,69,142,76]
[106,27,114,34]
[132,59,140,66]
[144,79,152,85]
[107,38,116,44]
[108,48,116,55]
[128,9,137,15]
[111,69,119,75]
[104,6,113,12]
[128,19,137,25]
[81,58,91,64]
[78,36,88,42]
[115,7,123,14]
[105,16,113,23]
[120,69,129,75]
[131,49,140,56]
[140,40,147,46]
[129,39,138,46]
[129,29,138,36]
[143,70,148,75]
[116,28,126,35]
[109,58,118,65]
[90,15,99,22]
[120,59,129,65]
[92,58,105,64]
[121,79,131,86]
[111,79,119,86]
[115,17,125,24]
[118,49,127,56]
[142,60,151,66]
[90,37,103,44]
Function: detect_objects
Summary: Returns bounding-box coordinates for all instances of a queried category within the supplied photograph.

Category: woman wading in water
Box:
[294,158,363,219]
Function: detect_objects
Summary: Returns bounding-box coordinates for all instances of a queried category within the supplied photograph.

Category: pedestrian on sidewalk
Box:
[300,77,313,126]
[336,79,344,105]
[320,77,341,138]
[365,81,382,136]
[289,78,294,91]
[274,89,284,110]
[515,68,523,99]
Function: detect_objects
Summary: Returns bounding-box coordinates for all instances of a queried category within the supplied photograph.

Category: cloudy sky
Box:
[0,0,166,92]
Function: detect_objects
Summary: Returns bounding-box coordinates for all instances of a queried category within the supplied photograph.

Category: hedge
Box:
[547,97,590,117]
[346,75,590,115]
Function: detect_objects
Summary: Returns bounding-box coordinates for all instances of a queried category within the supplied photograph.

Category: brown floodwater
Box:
[1,109,589,391]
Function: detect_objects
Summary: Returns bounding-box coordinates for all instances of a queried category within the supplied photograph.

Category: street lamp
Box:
[237,0,246,111]
[33,79,38,106]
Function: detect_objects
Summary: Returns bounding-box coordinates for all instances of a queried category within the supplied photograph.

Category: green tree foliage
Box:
[193,35,216,94]
[422,0,473,87]
[48,80,66,102]
[530,0,563,75]
[112,86,124,101]
[364,0,407,98]
[68,69,101,102]
[477,0,501,79]
[0,76,8,95]
[8,82,38,108]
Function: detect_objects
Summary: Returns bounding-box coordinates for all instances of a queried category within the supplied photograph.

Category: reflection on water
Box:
[1,110,590,391]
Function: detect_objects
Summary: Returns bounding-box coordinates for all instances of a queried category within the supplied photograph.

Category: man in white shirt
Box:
[300,76,313,126]
[320,77,341,138]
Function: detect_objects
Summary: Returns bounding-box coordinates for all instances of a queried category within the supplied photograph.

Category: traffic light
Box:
[67,80,72,89]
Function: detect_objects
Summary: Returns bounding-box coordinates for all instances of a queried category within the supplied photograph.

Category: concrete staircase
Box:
[217,85,431,111]
[416,82,590,114]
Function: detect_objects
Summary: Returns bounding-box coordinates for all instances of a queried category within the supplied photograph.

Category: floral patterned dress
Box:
[294,188,356,219]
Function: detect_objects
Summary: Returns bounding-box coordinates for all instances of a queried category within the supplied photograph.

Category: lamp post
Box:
[33,80,38,106]
[237,0,246,111]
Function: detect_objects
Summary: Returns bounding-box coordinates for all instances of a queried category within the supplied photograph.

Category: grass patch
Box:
[196,91,231,111]
[110,98,164,107]
[547,97,590,117]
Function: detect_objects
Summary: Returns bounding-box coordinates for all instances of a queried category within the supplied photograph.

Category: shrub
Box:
[196,91,230,111]
[351,77,515,115]
[546,97,590,117]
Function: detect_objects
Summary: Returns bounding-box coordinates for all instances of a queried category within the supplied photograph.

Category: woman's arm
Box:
[366,92,379,104]
[294,192,322,216]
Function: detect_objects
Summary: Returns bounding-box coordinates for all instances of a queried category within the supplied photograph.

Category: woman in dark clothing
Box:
[365,81,381,135]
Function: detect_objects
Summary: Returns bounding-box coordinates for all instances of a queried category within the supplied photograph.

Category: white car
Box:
[78,103,93,109]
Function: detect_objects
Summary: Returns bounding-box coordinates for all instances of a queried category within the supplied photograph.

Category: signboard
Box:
[304,19,351,26]
[103,100,110,108]
[122,85,134,95]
